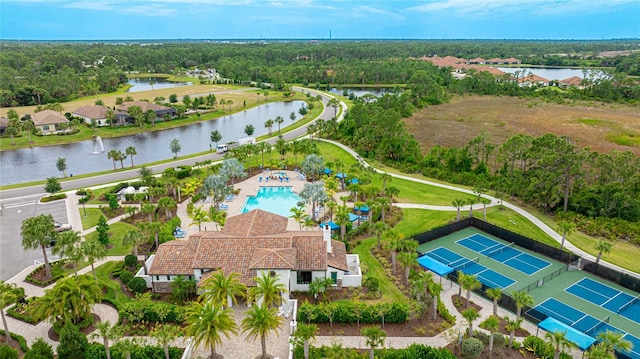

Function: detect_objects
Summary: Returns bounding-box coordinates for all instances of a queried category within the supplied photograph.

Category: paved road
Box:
[0,87,342,280]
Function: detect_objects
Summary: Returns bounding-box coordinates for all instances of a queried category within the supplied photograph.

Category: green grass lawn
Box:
[95,261,133,309]
[85,222,137,256]
[352,237,407,304]
[87,186,116,204]
[80,208,106,230]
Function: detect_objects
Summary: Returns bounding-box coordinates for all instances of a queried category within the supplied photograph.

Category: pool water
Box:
[242,186,302,217]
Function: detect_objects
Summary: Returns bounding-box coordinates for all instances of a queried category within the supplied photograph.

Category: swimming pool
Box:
[242,186,303,217]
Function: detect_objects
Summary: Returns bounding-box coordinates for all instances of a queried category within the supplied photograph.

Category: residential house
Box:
[139,209,362,301]
[559,76,584,89]
[32,110,69,134]
[503,57,522,65]
[0,117,7,135]
[467,57,486,65]
[72,105,110,127]
[115,100,176,125]
[516,74,550,87]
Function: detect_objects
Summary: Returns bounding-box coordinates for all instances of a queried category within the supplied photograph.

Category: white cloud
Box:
[408,0,637,16]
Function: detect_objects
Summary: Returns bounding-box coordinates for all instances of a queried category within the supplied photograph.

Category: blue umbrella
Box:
[354,204,370,213]
[319,221,339,230]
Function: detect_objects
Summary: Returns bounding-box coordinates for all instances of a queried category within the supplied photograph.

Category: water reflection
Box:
[127,77,193,92]
[0,101,305,185]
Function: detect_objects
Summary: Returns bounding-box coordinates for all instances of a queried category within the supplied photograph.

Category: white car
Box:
[54,222,72,232]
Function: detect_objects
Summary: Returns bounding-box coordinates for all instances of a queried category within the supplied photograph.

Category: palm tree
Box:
[275,115,284,133]
[595,240,613,266]
[597,330,633,357]
[200,270,246,308]
[398,251,417,283]
[586,343,614,359]
[512,290,534,321]
[361,326,386,359]
[557,220,576,250]
[466,197,476,218]
[242,304,285,359]
[264,118,274,135]
[140,202,156,223]
[125,146,137,167]
[157,196,177,219]
[376,196,391,222]
[21,214,56,280]
[81,239,107,280]
[461,274,481,309]
[150,324,181,359]
[220,158,247,187]
[189,206,209,232]
[462,308,480,337]
[248,272,288,308]
[185,301,238,359]
[546,330,574,359]
[32,275,102,326]
[384,229,404,274]
[484,316,500,359]
[121,229,145,257]
[480,197,491,221]
[452,198,466,221]
[107,149,119,170]
[428,281,443,321]
[504,316,523,347]
[293,323,317,359]
[334,205,350,242]
[52,230,82,273]
[372,221,388,249]
[486,287,502,317]
[0,281,24,347]
[289,206,306,230]
[300,154,324,182]
[308,277,334,303]
[299,182,329,222]
[92,321,122,359]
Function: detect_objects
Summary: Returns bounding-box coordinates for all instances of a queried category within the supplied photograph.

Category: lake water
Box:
[0,101,305,185]
[496,67,606,80]
[127,77,193,92]
[329,87,393,98]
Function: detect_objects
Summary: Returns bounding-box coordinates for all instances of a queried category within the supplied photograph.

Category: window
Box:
[155,276,159,280]
[297,271,312,285]
[43,125,50,131]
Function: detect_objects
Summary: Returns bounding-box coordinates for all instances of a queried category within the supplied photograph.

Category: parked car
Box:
[54,222,71,232]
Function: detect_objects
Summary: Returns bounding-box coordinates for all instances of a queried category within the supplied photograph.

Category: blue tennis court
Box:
[566,277,640,324]
[456,233,550,275]
[528,298,640,359]
[424,247,515,289]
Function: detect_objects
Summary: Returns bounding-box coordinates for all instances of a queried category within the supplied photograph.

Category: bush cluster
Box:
[462,337,484,359]
[295,343,456,359]
[297,300,408,325]
[85,343,183,359]
[40,193,67,202]
[121,300,185,324]
[523,335,572,359]
[25,261,66,286]
[437,299,456,324]
[0,329,29,353]
[6,298,39,324]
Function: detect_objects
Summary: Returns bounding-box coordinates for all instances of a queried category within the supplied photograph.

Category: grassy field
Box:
[405,95,640,155]
[352,237,407,303]
[85,221,137,256]
[79,208,106,230]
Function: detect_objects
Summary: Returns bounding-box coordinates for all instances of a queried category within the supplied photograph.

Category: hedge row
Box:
[25,260,67,286]
[523,336,572,359]
[40,193,67,202]
[121,300,185,324]
[0,329,29,353]
[297,301,408,325]
[85,343,183,359]
[295,343,456,359]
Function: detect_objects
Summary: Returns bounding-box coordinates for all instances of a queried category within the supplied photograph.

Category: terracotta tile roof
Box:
[249,248,296,269]
[149,240,196,275]
[293,235,326,271]
[468,57,486,63]
[32,110,68,126]
[517,74,549,83]
[327,239,348,271]
[72,105,109,119]
[559,76,583,86]
[223,209,289,237]
[117,100,171,113]
[503,57,521,63]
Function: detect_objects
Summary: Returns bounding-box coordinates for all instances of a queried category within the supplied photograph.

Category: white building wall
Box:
[342,254,362,287]
[256,269,291,301]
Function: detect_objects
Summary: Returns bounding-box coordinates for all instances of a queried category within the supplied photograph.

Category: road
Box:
[0,87,342,280]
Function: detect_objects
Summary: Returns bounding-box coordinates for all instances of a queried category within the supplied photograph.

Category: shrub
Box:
[57,321,88,359]
[119,271,133,286]
[364,276,379,292]
[297,300,408,325]
[25,338,54,359]
[124,255,137,268]
[128,277,147,293]
[40,193,67,202]
[462,338,484,359]
[437,299,456,324]
[0,344,18,359]
[0,330,29,353]
[25,261,66,286]
[6,298,39,324]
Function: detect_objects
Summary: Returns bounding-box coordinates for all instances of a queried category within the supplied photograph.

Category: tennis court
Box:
[456,233,550,275]
[424,247,515,289]
[529,298,640,359]
[565,278,640,324]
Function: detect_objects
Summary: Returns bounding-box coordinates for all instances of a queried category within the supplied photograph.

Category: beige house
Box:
[139,209,362,299]
[72,105,110,127]
[32,110,69,134]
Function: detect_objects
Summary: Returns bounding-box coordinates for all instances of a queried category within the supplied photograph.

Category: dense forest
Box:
[1,40,639,107]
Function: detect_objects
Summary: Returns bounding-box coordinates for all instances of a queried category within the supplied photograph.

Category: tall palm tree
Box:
[32,275,102,326]
[384,229,404,274]
[242,304,284,359]
[300,154,324,182]
[121,229,145,257]
[504,316,523,347]
[189,206,209,232]
[248,272,288,308]
[293,323,317,359]
[428,281,443,321]
[275,116,284,133]
[82,239,107,280]
[461,274,481,309]
[361,326,386,359]
[484,316,500,359]
[92,321,122,359]
[398,251,417,283]
[157,196,177,219]
[452,198,466,221]
[299,182,329,222]
[289,206,306,230]
[107,149,119,170]
[150,324,181,359]
[546,330,574,359]
[512,290,534,321]
[462,308,480,337]
[264,118,274,135]
[486,287,502,317]
[125,146,137,167]
[220,158,247,187]
[376,196,391,222]
[334,205,350,242]
[557,220,576,250]
[141,202,157,223]
[372,221,389,249]
[21,214,56,280]
[200,270,246,308]
[0,281,24,347]
[185,301,238,359]
[595,240,613,266]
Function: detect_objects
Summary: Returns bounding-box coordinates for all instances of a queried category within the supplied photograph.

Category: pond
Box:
[329,87,395,98]
[0,101,305,185]
[127,77,193,92]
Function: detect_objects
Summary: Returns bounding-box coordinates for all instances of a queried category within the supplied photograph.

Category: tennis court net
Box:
[451,256,480,271]
[486,242,515,257]
[617,295,639,314]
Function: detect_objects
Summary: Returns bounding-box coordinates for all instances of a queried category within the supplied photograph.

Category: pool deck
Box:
[176,170,325,236]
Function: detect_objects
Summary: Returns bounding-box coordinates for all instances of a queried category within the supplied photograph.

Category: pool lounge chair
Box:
[219,204,229,210]
[285,177,289,182]
[259,177,262,182]
[225,194,235,201]
[266,177,270,182]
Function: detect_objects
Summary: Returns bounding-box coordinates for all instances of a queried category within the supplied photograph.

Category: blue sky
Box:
[1,0,638,40]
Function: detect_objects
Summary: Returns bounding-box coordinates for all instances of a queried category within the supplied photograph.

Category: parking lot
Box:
[0,195,68,280]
